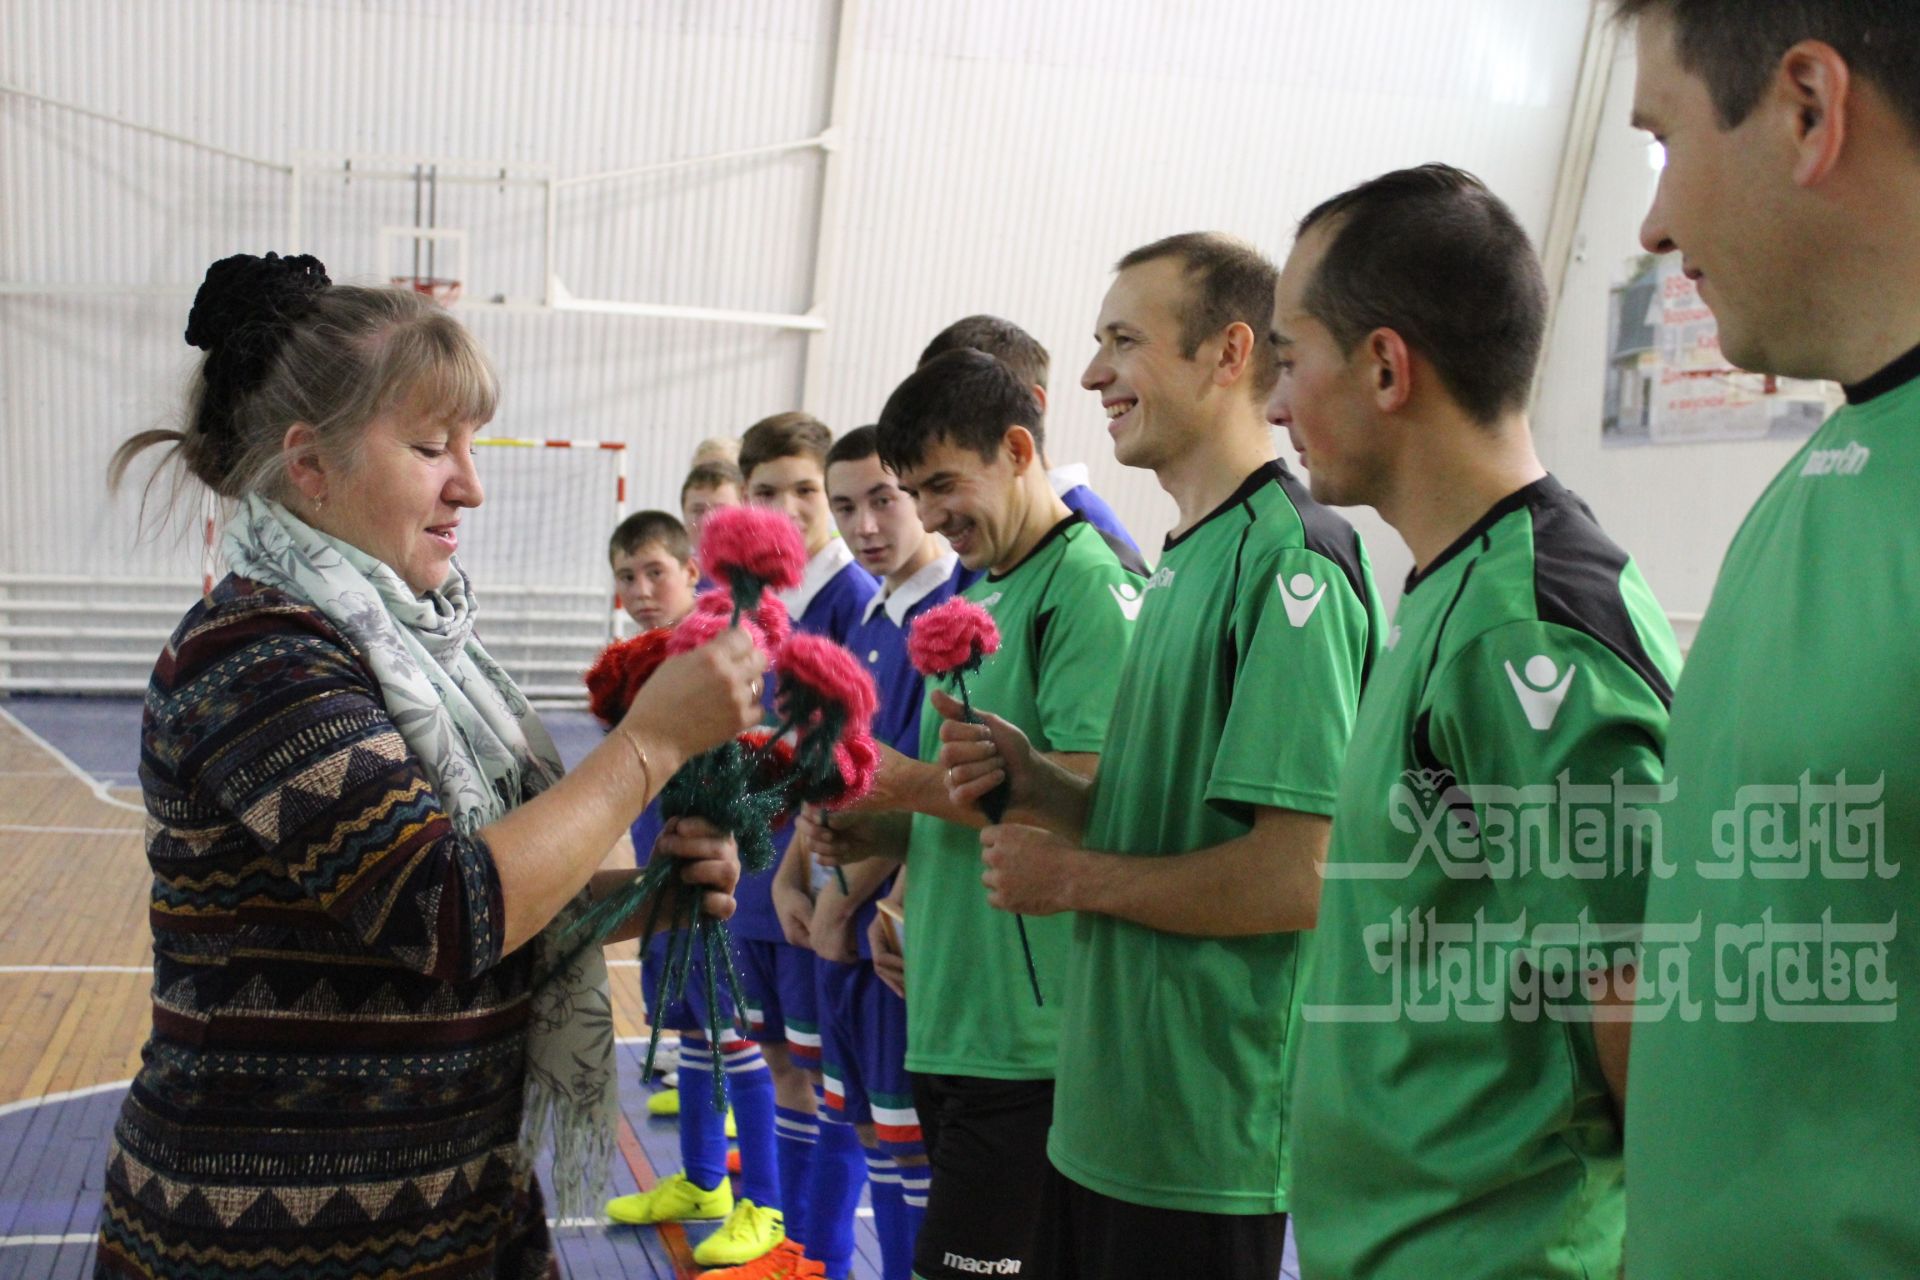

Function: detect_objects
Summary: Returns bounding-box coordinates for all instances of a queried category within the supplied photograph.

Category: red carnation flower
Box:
[691,588,791,653]
[908,598,1001,677]
[698,506,806,597]
[584,629,673,725]
[774,633,879,728]
[824,728,879,808]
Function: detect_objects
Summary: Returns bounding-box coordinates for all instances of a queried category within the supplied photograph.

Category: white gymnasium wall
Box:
[1530,35,1805,636]
[5,0,1628,616]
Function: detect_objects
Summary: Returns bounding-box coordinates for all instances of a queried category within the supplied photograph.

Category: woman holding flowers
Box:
[95,253,764,1280]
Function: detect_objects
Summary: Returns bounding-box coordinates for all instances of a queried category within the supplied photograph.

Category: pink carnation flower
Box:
[908,598,1001,676]
[691,587,791,653]
[826,728,880,808]
[773,633,879,728]
[698,506,806,595]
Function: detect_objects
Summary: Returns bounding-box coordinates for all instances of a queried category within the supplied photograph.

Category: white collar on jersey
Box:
[862,548,960,627]
[778,537,858,620]
[1047,462,1089,498]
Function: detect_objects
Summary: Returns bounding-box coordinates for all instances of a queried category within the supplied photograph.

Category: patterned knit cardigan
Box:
[94,576,558,1280]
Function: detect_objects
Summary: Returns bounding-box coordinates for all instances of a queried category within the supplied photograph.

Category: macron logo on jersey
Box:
[1278,572,1327,628]
[1108,582,1145,621]
[1505,655,1576,731]
[1799,441,1870,478]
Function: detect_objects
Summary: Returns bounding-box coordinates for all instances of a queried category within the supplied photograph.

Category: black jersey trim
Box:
[1161,461,1284,552]
[1402,478,1549,597]
[1842,339,1920,404]
[987,512,1086,584]
[1526,481,1675,708]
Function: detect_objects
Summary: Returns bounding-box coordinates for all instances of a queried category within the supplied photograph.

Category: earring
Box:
[313,494,326,515]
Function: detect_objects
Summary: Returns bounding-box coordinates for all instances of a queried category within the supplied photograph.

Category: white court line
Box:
[0,706,145,814]
[0,769,70,776]
[0,965,149,975]
[0,1234,98,1248]
[0,824,139,836]
[0,1079,131,1121]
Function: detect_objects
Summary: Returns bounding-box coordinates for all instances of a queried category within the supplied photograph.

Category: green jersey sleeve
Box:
[1424,619,1671,949]
[1209,545,1374,818]
[1031,552,1136,754]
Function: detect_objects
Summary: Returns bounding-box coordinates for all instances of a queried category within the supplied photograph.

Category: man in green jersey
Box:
[865,348,1139,1280]
[1269,164,1680,1279]
[939,234,1381,1280]
[1613,3,1920,1274]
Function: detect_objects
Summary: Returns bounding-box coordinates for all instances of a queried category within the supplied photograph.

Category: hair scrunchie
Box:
[184,252,331,474]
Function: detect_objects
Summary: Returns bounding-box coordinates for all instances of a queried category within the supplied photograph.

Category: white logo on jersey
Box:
[976,591,1003,609]
[1504,655,1576,732]
[1108,582,1145,621]
[1278,572,1328,628]
[1144,566,1176,592]
[1386,625,1403,652]
[1799,441,1871,477]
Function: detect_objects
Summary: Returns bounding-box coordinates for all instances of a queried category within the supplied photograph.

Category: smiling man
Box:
[872,349,1139,1280]
[937,234,1380,1280]
[1611,3,1920,1275]
[1266,164,1679,1280]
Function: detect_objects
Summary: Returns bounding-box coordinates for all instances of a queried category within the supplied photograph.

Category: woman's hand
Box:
[624,628,765,769]
[651,816,741,922]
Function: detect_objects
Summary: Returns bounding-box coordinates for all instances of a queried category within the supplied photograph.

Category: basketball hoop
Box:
[392,275,463,306]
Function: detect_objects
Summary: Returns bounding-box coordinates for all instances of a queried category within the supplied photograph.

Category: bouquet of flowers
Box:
[908,598,1043,1006]
[561,507,879,1110]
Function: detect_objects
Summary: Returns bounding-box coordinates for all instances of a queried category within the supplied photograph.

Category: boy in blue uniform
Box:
[783,426,971,1280]
[604,512,786,1273]
[919,315,1147,576]
[721,412,879,1279]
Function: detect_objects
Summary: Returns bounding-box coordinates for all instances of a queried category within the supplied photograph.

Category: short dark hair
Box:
[1115,232,1279,397]
[609,509,691,565]
[1612,0,1920,139]
[679,460,742,507]
[738,411,832,481]
[876,349,1044,476]
[918,316,1051,392]
[1296,164,1546,426]
[825,424,881,471]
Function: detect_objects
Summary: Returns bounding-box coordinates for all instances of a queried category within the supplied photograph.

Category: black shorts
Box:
[1039,1165,1288,1280]
[911,1073,1056,1280]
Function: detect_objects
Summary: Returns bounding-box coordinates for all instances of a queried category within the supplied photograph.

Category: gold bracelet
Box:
[618,729,653,798]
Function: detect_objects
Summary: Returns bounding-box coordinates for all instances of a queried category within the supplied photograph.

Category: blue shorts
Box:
[736,936,819,1058]
[818,960,920,1145]
[641,927,746,1039]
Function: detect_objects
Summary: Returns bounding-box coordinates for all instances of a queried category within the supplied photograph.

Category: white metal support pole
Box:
[799,0,861,406]
[543,177,558,308]
[288,158,303,252]
[1533,0,1621,410]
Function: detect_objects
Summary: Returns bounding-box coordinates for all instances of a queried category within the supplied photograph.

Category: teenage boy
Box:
[1615,4,1920,1274]
[783,425,969,1280]
[603,511,786,1272]
[1270,166,1678,1279]
[681,460,744,561]
[864,348,1138,1280]
[919,315,1147,575]
[710,412,878,1280]
[937,235,1380,1280]
[610,509,701,632]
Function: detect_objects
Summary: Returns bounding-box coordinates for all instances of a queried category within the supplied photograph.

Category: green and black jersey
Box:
[1291,474,1679,1279]
[1629,354,1920,1278]
[1049,460,1384,1215]
[904,515,1139,1080]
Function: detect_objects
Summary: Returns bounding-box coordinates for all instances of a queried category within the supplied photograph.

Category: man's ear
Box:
[1778,39,1851,188]
[1214,321,1257,389]
[1365,328,1414,415]
[1031,383,1049,417]
[1002,424,1038,471]
[282,422,329,502]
